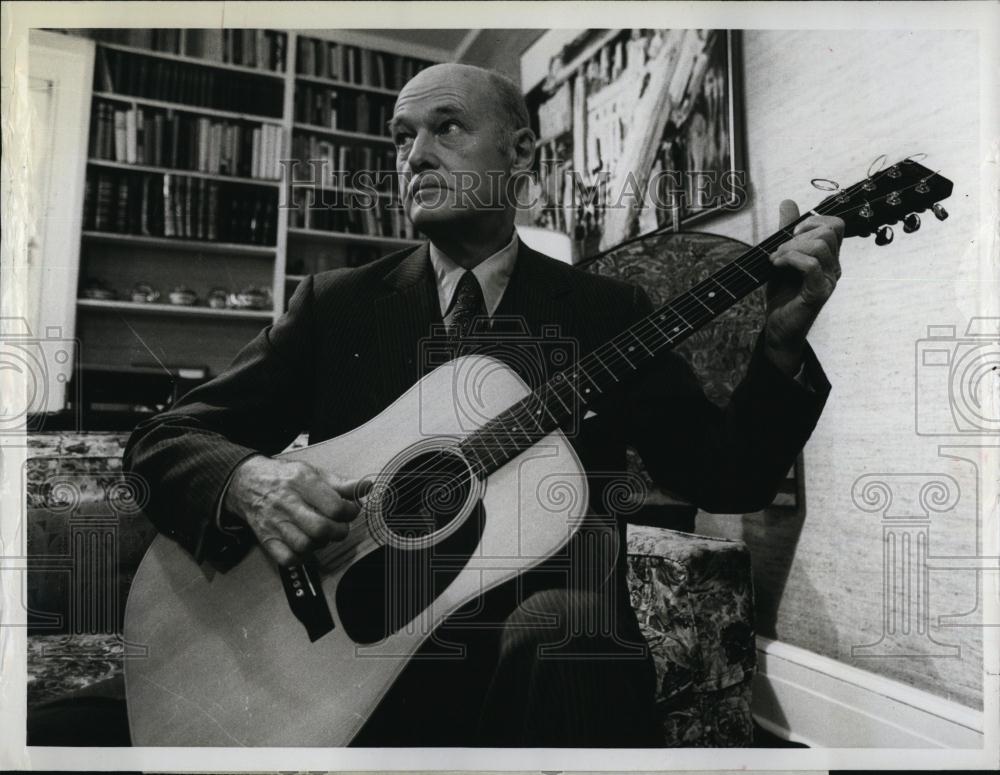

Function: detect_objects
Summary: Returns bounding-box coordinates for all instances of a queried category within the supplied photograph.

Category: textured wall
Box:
[472,27,989,709]
[693,29,988,710]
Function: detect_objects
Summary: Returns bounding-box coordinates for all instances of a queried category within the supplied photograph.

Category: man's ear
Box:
[510,127,536,173]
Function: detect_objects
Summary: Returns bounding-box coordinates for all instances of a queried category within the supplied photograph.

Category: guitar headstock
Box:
[813,157,953,244]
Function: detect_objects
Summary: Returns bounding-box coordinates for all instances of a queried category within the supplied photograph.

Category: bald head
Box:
[389,62,536,254]
[397,63,530,152]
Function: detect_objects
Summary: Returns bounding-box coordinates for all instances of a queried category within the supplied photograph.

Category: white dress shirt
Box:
[429,230,519,323]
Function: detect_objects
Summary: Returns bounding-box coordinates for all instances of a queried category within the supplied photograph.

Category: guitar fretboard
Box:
[457,217,810,476]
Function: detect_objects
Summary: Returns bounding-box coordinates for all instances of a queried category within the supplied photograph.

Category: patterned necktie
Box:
[447,270,486,342]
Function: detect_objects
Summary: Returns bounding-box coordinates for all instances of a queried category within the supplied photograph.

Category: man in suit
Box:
[125,63,843,746]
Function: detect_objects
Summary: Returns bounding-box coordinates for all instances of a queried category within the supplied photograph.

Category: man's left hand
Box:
[764,199,845,376]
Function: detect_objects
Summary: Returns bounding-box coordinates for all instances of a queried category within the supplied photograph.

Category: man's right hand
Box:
[223,455,371,566]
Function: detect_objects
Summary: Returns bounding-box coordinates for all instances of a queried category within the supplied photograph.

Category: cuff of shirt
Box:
[744,335,832,418]
[192,450,260,566]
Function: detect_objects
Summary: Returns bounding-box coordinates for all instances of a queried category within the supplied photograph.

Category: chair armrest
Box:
[626,523,756,693]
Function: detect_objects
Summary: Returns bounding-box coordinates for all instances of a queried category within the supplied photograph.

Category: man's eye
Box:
[439,120,462,135]
[393,133,413,148]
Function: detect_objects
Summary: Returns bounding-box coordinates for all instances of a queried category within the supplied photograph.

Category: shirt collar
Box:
[429,231,519,318]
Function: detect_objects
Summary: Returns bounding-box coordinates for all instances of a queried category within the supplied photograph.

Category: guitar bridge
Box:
[280,561,335,642]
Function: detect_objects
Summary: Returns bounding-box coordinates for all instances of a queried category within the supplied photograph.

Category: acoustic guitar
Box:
[124,158,952,745]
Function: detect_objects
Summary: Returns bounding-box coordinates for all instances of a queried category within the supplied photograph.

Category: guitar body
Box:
[124,157,954,746]
[124,355,589,746]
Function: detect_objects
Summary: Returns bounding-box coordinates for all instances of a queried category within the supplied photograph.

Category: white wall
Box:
[696,29,991,710]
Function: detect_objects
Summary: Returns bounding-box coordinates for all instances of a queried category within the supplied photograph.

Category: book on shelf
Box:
[294,84,392,137]
[295,35,432,90]
[289,188,413,241]
[74,28,182,55]
[74,28,286,72]
[95,46,284,118]
[91,99,283,180]
[290,132,396,184]
[85,168,277,245]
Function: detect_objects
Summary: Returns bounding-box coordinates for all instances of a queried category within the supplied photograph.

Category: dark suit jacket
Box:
[124,241,830,570]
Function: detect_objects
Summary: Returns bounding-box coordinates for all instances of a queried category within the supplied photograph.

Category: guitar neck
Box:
[458,215,813,476]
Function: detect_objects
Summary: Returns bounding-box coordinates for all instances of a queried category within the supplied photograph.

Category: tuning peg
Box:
[875,225,894,245]
[932,203,949,221]
[903,213,921,233]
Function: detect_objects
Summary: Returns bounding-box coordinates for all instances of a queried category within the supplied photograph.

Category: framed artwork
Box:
[522,29,746,263]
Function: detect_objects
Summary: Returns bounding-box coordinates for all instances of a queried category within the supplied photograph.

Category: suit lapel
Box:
[490,243,575,389]
[494,242,573,338]
[373,243,441,405]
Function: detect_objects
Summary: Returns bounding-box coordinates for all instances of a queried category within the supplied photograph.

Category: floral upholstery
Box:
[25,432,756,747]
[626,524,755,746]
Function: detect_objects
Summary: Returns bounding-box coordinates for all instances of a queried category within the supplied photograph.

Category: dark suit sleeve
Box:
[123,276,318,564]
[615,285,831,513]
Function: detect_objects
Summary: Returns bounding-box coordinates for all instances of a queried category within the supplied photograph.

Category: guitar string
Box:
[447,166,940,476]
[359,230,791,539]
[360,228,801,537]
[355,167,939,537]
[361,168,929,529]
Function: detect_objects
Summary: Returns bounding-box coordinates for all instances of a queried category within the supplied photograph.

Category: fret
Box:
[591,351,620,382]
[667,304,693,330]
[457,226,787,478]
[562,372,587,402]
[628,329,655,355]
[648,316,671,343]
[578,366,603,395]
[689,290,716,314]
[611,342,637,369]
[547,383,572,414]
[735,262,759,283]
[710,275,738,299]
[523,404,547,432]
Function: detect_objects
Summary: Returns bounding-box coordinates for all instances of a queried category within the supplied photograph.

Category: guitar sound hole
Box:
[381,450,472,539]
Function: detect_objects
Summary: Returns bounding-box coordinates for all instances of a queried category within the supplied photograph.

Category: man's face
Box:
[390,65,514,233]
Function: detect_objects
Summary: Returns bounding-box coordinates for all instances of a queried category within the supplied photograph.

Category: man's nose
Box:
[405,129,439,173]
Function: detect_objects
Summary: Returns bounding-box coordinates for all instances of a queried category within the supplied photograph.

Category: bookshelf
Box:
[63,28,438,402]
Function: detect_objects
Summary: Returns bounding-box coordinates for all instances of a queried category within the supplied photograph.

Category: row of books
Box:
[289,134,397,184]
[184,29,287,72]
[288,195,415,241]
[90,101,283,180]
[84,170,278,245]
[72,28,287,72]
[294,84,392,136]
[296,37,431,90]
[70,28,183,54]
[96,48,285,118]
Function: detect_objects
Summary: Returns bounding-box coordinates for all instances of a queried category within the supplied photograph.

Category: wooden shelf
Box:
[82,231,276,256]
[77,298,274,320]
[97,41,287,80]
[93,91,281,124]
[293,122,394,145]
[87,158,282,187]
[287,227,420,247]
[289,181,396,199]
[295,73,399,97]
